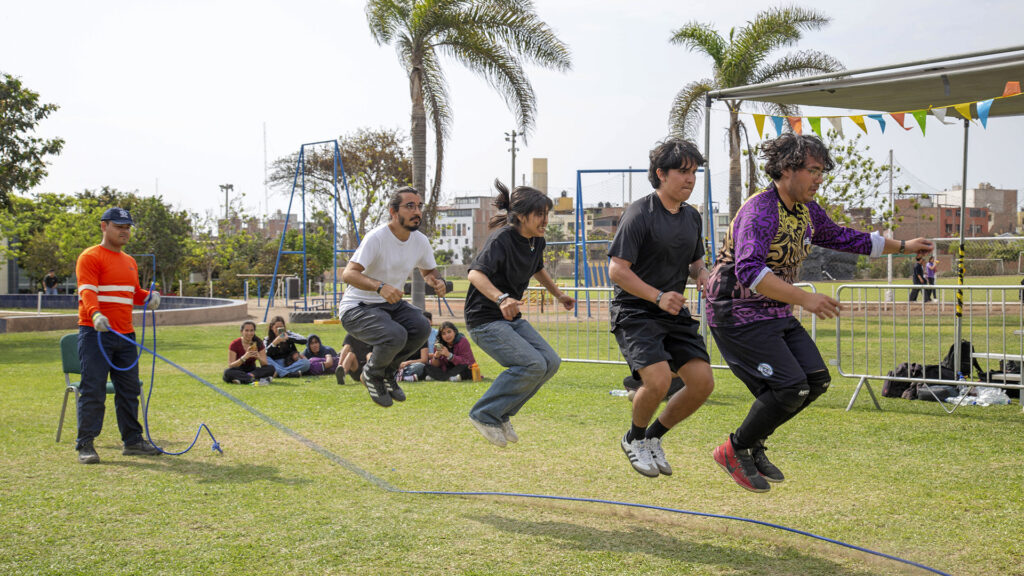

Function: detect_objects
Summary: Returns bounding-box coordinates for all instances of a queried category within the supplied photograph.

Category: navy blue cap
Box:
[100,207,134,225]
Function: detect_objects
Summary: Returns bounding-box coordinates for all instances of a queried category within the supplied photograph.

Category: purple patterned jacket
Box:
[705,184,884,327]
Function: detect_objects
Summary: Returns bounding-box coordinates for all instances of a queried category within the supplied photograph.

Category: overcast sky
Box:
[5,0,1024,220]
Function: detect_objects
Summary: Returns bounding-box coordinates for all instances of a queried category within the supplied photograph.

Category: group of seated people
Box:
[223,312,477,385]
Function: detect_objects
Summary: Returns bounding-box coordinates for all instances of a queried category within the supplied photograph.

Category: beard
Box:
[399,214,421,231]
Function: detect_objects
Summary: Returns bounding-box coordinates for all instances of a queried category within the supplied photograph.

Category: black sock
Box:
[645,418,670,440]
[627,423,647,443]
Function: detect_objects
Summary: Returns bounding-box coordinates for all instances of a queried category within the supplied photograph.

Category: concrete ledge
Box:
[0,297,248,334]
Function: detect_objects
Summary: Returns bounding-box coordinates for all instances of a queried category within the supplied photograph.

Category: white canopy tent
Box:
[700,44,1024,373]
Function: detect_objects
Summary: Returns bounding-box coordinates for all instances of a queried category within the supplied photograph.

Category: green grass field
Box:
[2,322,1021,576]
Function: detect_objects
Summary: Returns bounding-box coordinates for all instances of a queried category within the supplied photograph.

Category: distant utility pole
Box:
[504,129,519,187]
[220,183,234,220]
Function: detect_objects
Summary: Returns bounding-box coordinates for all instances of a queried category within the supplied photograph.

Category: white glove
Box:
[91,312,110,332]
[145,291,161,310]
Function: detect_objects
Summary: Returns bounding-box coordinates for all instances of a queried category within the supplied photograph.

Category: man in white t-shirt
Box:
[338,187,447,407]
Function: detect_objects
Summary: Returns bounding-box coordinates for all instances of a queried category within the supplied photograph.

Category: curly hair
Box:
[761,133,835,180]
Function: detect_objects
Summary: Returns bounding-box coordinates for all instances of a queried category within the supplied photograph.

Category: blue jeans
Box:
[468,318,560,426]
[266,356,310,377]
[341,301,431,383]
[76,326,143,449]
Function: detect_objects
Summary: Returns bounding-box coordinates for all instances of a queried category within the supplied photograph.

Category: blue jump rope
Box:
[96,291,950,576]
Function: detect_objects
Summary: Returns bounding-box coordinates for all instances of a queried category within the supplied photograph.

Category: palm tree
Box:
[366,0,572,234]
[668,6,843,218]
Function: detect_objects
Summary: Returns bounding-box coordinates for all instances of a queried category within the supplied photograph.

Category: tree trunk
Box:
[728,107,742,219]
[408,56,427,309]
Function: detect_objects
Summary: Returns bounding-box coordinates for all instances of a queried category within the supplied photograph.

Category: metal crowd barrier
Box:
[837,284,1024,412]
[521,283,818,371]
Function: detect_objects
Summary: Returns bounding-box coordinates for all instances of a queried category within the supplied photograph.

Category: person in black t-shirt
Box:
[608,138,715,479]
[464,179,575,447]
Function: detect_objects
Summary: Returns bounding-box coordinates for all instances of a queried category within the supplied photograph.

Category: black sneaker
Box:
[335,366,347,386]
[77,441,100,464]
[360,368,393,407]
[386,380,406,402]
[751,440,784,483]
[123,441,162,456]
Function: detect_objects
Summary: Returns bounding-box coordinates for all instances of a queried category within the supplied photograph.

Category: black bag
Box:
[940,340,984,379]
[923,364,957,382]
[883,362,923,398]
[914,384,958,402]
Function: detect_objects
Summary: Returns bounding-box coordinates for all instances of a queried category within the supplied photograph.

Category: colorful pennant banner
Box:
[742,81,1023,139]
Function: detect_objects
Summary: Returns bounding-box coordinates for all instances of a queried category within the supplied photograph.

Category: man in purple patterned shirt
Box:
[706,134,932,493]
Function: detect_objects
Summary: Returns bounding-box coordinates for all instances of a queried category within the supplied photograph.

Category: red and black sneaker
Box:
[713,437,770,493]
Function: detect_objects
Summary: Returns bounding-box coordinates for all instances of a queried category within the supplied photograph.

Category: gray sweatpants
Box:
[340,301,431,383]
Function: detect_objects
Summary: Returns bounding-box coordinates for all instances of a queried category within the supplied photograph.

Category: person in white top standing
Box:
[338,187,447,407]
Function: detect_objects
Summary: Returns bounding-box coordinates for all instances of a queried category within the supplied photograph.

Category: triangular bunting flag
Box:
[753,114,766,138]
[770,115,785,136]
[931,107,953,125]
[890,113,912,131]
[977,98,993,128]
[954,103,973,121]
[911,110,927,135]
[851,115,867,133]
[868,114,886,133]
[1003,81,1021,97]
[787,116,802,134]
[827,116,844,138]
[808,117,822,137]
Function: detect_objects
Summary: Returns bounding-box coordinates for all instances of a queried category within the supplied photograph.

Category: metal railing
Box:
[837,283,1024,412]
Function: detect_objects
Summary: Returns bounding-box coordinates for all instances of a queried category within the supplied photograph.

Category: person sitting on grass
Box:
[264,316,311,378]
[337,334,372,385]
[223,320,276,385]
[424,321,476,382]
[301,334,338,375]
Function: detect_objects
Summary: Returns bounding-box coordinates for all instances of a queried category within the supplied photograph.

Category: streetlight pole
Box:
[504,130,519,187]
[220,183,234,220]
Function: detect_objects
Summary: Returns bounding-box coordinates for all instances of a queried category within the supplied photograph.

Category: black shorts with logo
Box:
[611,305,710,381]
[709,316,825,397]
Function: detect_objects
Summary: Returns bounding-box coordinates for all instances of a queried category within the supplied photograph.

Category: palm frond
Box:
[724,6,831,87]
[669,22,727,67]
[750,50,844,84]
[668,79,717,141]
[366,0,412,45]
[456,1,572,71]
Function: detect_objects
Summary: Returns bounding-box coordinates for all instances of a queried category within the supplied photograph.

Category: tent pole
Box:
[954,118,970,377]
[702,93,713,340]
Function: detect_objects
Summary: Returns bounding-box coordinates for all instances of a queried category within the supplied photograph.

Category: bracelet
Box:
[899,240,906,254]
[376,282,385,294]
[656,291,665,305]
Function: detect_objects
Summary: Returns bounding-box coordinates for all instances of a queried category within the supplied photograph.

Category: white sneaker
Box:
[470,417,507,447]
[647,436,673,475]
[620,433,658,477]
[501,420,519,443]
[254,378,271,387]
[449,375,461,382]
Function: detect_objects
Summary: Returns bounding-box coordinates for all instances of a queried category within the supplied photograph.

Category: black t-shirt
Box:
[44,274,59,288]
[608,192,704,316]
[464,226,545,328]
[343,334,372,361]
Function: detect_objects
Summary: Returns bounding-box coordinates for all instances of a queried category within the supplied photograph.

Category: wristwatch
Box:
[656,291,665,305]
[898,240,906,254]
[496,293,510,305]
[376,282,385,294]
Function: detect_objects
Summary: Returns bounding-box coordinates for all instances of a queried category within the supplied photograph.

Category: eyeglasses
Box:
[400,202,425,211]
[803,167,824,178]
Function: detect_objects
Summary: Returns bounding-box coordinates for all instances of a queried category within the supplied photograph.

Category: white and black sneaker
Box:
[360,368,393,407]
[647,437,673,476]
[621,432,658,477]
[386,380,406,402]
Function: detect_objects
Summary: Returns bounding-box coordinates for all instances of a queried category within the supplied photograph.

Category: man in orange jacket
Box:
[75,207,162,464]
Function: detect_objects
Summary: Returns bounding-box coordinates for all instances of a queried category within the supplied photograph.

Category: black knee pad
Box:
[806,370,831,401]
[771,383,810,413]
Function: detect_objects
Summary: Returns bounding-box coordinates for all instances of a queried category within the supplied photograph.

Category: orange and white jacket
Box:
[76,245,150,334]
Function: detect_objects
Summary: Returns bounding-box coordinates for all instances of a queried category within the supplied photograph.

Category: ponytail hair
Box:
[487,179,553,230]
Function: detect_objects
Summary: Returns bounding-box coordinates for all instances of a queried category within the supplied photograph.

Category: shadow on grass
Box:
[104,456,311,486]
[470,513,874,576]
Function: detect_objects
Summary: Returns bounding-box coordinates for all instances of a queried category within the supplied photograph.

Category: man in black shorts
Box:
[608,138,715,478]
